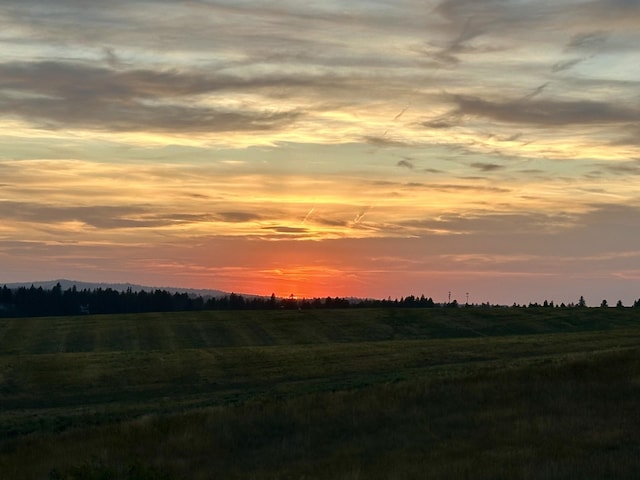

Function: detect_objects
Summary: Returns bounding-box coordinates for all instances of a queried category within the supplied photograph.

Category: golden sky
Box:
[1,0,640,304]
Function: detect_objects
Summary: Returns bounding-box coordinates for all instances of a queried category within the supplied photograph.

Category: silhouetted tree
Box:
[1,285,13,304]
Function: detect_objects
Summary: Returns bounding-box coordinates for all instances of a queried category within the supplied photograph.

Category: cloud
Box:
[597,159,640,175]
[417,9,499,66]
[422,118,459,129]
[0,201,150,229]
[565,31,609,51]
[373,181,511,194]
[470,162,504,172]
[388,210,580,240]
[354,206,373,224]
[401,205,629,240]
[8,100,300,133]
[610,125,640,147]
[313,217,349,228]
[103,47,121,68]
[0,201,219,230]
[217,211,263,223]
[0,61,322,100]
[0,61,307,133]
[261,226,309,234]
[550,31,609,73]
[363,135,412,147]
[578,204,640,239]
[581,0,640,28]
[397,159,415,170]
[551,58,584,73]
[451,95,639,126]
[520,82,549,100]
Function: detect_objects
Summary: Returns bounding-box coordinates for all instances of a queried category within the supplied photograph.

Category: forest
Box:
[0,282,438,317]
[2,283,640,318]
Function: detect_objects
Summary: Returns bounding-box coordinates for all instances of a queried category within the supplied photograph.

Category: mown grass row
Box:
[1,307,638,355]
[3,324,639,441]
[2,347,640,479]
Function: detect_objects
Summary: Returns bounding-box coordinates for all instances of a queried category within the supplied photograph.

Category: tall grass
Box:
[2,348,639,479]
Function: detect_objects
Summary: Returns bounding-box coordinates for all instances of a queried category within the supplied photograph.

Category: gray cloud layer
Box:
[0,201,205,229]
[0,201,272,229]
[0,0,638,142]
[451,95,638,126]
[0,61,306,132]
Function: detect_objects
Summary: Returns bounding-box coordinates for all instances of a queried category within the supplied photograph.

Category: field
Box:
[1,307,640,479]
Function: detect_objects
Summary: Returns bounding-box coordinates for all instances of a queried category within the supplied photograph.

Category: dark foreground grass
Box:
[1,308,640,478]
[2,347,639,479]
[3,327,639,442]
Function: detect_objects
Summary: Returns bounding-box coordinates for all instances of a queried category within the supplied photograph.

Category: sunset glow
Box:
[1,1,640,304]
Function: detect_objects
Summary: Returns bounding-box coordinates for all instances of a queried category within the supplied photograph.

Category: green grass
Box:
[1,307,637,356]
[1,307,640,478]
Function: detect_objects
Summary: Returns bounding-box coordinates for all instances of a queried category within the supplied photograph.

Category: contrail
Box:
[394,105,410,121]
[354,206,372,224]
[302,207,315,224]
[521,82,549,101]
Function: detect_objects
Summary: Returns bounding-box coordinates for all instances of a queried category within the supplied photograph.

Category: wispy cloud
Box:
[565,30,609,51]
[470,162,504,172]
[397,159,415,170]
[551,58,585,73]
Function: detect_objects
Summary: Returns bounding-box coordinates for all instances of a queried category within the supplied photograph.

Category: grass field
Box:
[1,307,640,479]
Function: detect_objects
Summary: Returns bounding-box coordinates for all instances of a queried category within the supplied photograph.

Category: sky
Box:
[1,0,639,305]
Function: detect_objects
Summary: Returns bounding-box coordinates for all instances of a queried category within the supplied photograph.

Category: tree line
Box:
[1,284,639,318]
[0,284,439,317]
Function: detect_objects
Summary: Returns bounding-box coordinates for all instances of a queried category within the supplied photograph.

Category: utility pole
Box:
[448,291,451,304]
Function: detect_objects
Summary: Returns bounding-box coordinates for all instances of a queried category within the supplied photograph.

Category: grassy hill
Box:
[1,307,640,479]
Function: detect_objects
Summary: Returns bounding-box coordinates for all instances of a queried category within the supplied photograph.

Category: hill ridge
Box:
[2,278,238,298]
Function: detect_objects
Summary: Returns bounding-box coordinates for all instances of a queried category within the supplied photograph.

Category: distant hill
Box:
[2,279,238,299]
